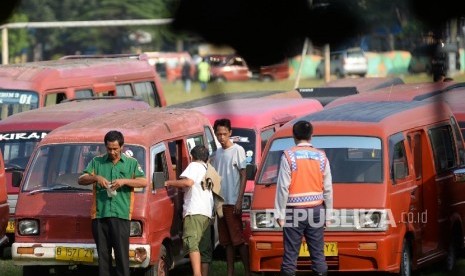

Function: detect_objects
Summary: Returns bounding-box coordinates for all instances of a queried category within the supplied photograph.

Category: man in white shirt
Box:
[165,145,213,276]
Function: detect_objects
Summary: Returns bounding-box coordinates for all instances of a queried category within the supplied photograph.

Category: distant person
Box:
[198,58,210,92]
[78,130,147,276]
[181,58,192,93]
[165,145,213,276]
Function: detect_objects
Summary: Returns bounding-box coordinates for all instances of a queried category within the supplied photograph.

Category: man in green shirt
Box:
[78,130,146,276]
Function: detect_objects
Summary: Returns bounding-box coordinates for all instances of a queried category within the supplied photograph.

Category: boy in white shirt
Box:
[165,145,213,276]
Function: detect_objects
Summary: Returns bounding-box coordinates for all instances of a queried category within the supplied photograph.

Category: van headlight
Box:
[252,211,279,231]
[357,210,388,231]
[18,219,39,235]
[130,221,142,237]
[242,194,252,211]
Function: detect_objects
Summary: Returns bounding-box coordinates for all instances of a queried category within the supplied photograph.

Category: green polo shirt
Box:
[83,153,145,220]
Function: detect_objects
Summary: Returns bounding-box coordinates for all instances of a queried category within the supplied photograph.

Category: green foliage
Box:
[5,13,29,61]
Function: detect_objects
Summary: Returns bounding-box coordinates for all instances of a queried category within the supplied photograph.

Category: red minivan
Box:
[0,98,150,255]
[12,108,218,275]
[0,150,8,250]
[193,98,323,241]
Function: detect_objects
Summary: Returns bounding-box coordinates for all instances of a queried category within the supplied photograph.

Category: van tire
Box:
[445,228,461,271]
[143,244,169,276]
[399,239,412,276]
[23,265,50,276]
[215,76,226,83]
[261,75,273,82]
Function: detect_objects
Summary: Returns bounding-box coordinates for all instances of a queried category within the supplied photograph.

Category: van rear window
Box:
[0,90,39,120]
[258,136,382,184]
[22,143,145,193]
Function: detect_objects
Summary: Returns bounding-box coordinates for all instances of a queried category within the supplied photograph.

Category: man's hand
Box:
[96,175,111,189]
[110,179,125,191]
[234,200,242,215]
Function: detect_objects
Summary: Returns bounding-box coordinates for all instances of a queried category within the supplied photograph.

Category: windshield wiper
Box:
[28,184,89,195]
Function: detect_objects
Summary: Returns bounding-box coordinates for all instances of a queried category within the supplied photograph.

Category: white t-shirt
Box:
[212,143,247,205]
[180,162,214,218]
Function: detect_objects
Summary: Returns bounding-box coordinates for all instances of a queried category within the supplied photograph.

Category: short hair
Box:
[213,118,231,132]
[292,120,313,140]
[190,145,209,162]
[104,130,124,146]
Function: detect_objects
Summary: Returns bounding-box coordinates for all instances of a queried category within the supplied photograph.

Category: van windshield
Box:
[258,136,383,184]
[231,128,256,165]
[0,131,49,171]
[22,143,146,193]
[0,90,39,120]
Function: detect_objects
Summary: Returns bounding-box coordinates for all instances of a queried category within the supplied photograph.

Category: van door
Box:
[407,131,438,255]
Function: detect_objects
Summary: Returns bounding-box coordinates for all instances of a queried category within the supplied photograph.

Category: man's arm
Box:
[165,177,194,188]
[322,159,333,222]
[78,174,110,189]
[275,155,291,227]
[234,167,247,214]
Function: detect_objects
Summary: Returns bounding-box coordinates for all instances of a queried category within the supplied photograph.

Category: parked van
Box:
[0,98,150,255]
[249,101,465,275]
[0,54,166,120]
[144,51,195,82]
[12,108,218,275]
[315,47,368,79]
[0,150,8,249]
[193,98,323,240]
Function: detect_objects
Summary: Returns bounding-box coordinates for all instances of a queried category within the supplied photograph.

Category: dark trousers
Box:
[281,204,327,275]
[92,218,130,276]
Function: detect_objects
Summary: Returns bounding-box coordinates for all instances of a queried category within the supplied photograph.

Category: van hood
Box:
[252,184,387,210]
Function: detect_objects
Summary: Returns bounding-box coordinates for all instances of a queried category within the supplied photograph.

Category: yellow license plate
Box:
[299,242,338,257]
[6,220,15,233]
[55,247,94,263]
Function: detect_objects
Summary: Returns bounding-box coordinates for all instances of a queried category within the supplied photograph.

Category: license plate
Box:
[55,246,94,263]
[299,242,338,257]
[6,220,15,233]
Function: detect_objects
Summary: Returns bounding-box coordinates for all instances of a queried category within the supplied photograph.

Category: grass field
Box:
[2,73,465,275]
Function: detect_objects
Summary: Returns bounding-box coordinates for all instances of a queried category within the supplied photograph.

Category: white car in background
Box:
[316,47,368,79]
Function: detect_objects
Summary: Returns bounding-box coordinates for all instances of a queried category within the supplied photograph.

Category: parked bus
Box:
[249,100,465,275]
[0,54,166,120]
[0,98,150,256]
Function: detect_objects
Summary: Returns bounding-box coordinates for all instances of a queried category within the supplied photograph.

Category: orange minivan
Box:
[0,54,166,120]
[250,100,465,275]
[12,108,218,275]
[0,98,150,255]
[193,98,323,240]
[0,150,8,250]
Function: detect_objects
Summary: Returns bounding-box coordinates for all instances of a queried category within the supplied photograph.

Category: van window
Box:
[429,125,457,173]
[204,127,217,156]
[75,89,93,98]
[407,133,422,179]
[134,82,157,107]
[151,144,169,191]
[0,90,39,119]
[450,117,465,165]
[232,128,256,165]
[45,92,67,106]
[186,135,204,153]
[116,84,133,97]
[22,143,145,192]
[0,131,45,170]
[258,136,382,184]
[391,141,409,182]
[260,128,275,153]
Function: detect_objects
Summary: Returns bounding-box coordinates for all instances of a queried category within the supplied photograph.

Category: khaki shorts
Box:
[218,205,245,246]
[183,215,210,254]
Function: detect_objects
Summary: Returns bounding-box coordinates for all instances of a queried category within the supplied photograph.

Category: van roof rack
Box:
[61,96,144,103]
[59,53,148,61]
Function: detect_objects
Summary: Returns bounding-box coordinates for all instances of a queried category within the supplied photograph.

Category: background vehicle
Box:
[206,54,252,82]
[0,150,8,251]
[12,108,218,275]
[0,54,165,120]
[144,51,195,82]
[408,43,460,75]
[0,98,150,257]
[316,47,368,79]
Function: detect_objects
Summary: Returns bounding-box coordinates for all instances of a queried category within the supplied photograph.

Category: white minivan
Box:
[316,47,368,79]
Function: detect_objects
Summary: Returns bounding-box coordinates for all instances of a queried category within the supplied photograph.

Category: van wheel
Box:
[145,244,169,276]
[261,75,273,82]
[216,76,226,83]
[399,239,412,276]
[445,229,461,271]
[23,265,50,276]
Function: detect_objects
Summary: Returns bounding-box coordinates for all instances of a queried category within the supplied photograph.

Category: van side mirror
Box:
[12,171,23,187]
[246,164,257,181]
[152,172,165,189]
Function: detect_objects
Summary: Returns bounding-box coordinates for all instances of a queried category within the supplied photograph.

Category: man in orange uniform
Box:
[275,120,333,276]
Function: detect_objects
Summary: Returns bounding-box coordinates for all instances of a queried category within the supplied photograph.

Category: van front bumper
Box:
[12,242,151,268]
[249,233,399,273]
